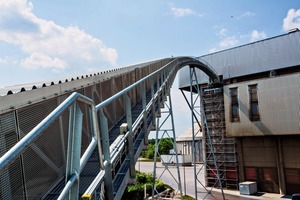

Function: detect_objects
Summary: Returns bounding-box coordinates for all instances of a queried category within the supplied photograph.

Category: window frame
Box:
[248,84,260,121]
[230,87,240,122]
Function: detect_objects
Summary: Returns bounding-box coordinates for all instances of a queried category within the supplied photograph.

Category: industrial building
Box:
[179,28,300,194]
[176,125,203,163]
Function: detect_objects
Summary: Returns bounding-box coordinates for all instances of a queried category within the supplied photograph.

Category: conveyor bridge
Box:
[0,57,219,199]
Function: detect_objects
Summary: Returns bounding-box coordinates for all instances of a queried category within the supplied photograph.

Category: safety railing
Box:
[81,58,180,200]
[0,92,104,200]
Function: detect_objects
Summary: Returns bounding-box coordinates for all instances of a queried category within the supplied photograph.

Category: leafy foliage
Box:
[158,138,173,155]
[122,172,167,200]
[140,138,174,159]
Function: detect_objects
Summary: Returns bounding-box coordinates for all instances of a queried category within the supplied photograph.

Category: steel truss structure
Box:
[181,66,225,200]
[152,91,183,199]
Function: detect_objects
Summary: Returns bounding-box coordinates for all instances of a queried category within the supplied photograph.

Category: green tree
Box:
[140,138,174,158]
[146,143,155,159]
[158,138,173,155]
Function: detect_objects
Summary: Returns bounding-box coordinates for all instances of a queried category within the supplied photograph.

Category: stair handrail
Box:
[0,92,104,173]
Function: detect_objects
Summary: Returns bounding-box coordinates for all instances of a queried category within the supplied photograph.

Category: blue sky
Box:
[0,0,299,87]
[0,0,300,135]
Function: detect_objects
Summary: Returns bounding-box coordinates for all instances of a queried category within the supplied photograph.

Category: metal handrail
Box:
[0,92,104,173]
[95,58,179,112]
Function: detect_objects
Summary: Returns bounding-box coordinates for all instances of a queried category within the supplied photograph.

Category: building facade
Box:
[176,125,203,163]
[179,29,300,194]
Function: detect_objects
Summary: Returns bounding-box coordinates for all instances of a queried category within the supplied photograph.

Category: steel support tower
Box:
[181,66,225,200]
[152,89,183,199]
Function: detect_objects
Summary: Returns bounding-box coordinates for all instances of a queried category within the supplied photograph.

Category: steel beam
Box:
[124,94,135,178]
[65,103,82,200]
[99,110,114,200]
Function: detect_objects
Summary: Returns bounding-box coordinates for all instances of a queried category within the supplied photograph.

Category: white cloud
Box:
[209,28,239,53]
[283,8,300,31]
[250,30,266,42]
[0,0,117,73]
[209,28,268,54]
[218,28,227,37]
[170,5,201,17]
[209,48,218,53]
[0,56,19,65]
[208,36,239,54]
[238,11,255,19]
[21,52,67,70]
[0,57,8,64]
[219,36,239,48]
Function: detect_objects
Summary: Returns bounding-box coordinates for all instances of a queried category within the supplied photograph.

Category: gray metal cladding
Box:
[224,73,300,137]
[179,31,300,88]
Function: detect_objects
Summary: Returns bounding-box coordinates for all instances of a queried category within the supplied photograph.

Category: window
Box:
[249,84,260,121]
[230,88,239,122]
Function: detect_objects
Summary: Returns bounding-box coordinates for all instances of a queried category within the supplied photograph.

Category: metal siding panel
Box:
[84,85,93,99]
[135,68,142,101]
[225,73,300,137]
[100,79,116,130]
[260,168,279,193]
[128,71,137,106]
[285,168,300,194]
[92,83,102,105]
[242,137,276,167]
[17,98,65,199]
[282,136,300,168]
[114,76,124,122]
[245,167,257,181]
[0,111,25,199]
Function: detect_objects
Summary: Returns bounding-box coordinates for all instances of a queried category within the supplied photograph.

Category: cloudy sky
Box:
[0,0,299,86]
[0,0,299,134]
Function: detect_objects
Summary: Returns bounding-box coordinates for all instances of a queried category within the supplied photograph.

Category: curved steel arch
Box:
[173,56,220,83]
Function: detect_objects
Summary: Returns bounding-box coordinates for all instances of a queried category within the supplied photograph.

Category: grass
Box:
[183,195,195,200]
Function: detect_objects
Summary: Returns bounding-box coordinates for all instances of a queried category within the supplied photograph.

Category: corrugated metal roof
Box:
[179,30,300,88]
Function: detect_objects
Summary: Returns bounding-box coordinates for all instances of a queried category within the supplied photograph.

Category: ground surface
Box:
[136,161,290,200]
